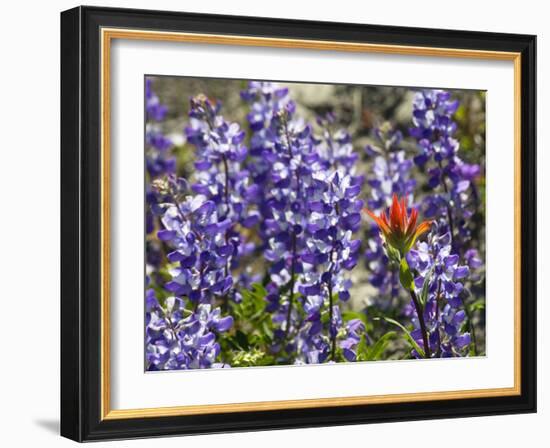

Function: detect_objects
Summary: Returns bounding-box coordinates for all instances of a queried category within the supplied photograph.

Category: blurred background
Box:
[149,76,485,155]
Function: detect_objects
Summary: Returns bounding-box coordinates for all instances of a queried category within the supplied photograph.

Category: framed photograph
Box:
[60,6,536,441]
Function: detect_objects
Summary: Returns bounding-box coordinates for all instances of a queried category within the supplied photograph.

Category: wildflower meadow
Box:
[144,77,486,370]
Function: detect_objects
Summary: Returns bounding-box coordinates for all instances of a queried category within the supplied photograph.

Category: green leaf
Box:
[235,330,249,351]
[365,331,397,361]
[385,243,401,265]
[222,336,244,352]
[234,283,269,322]
[419,265,435,307]
[261,320,274,341]
[355,335,369,362]
[250,282,268,299]
[468,299,486,313]
[249,308,266,322]
[228,348,274,367]
[375,316,425,358]
[399,258,415,292]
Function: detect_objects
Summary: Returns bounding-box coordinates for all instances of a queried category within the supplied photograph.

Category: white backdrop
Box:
[0,0,546,447]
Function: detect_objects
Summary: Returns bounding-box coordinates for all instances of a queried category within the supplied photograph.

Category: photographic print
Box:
[61,8,536,440]
[60,10,537,441]
[144,77,486,370]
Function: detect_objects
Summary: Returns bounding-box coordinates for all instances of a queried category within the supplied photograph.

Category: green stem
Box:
[399,258,431,359]
[437,160,457,253]
[282,115,300,341]
[435,278,443,357]
[463,301,479,356]
[328,279,336,360]
[409,289,432,358]
[409,289,432,359]
[284,232,297,339]
[221,154,231,312]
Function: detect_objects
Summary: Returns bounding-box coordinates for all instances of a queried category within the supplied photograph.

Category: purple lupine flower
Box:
[145,78,175,180]
[241,81,291,132]
[339,318,366,361]
[295,312,331,364]
[185,94,249,222]
[406,89,484,356]
[152,176,234,305]
[406,227,471,357]
[146,78,168,121]
[241,82,294,246]
[146,292,232,370]
[147,174,236,369]
[184,94,255,302]
[410,89,481,253]
[315,112,359,175]
[299,170,363,359]
[241,84,363,363]
[262,106,319,341]
[145,78,176,276]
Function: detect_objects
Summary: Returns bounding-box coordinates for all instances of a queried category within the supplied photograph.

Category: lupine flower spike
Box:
[365,194,432,257]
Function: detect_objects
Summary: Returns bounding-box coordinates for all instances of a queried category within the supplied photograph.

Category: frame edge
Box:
[62,5,538,441]
[60,5,84,442]
[519,33,537,414]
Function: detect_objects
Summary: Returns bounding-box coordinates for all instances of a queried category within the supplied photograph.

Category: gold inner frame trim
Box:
[100,27,522,420]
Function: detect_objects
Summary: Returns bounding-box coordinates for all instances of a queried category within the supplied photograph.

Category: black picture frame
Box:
[61,5,536,442]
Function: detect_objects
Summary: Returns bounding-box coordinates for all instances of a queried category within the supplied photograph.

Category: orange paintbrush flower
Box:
[365,194,433,257]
